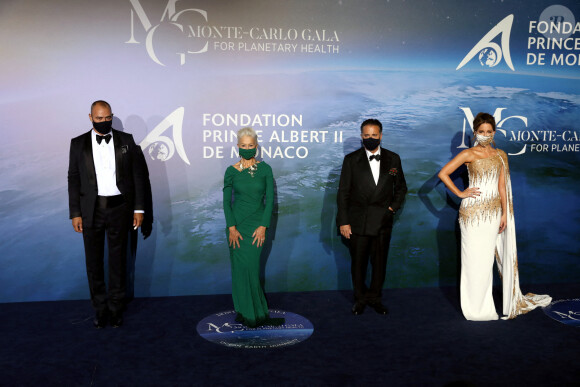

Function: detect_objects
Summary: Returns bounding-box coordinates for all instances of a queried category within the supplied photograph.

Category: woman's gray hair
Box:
[237,127,258,144]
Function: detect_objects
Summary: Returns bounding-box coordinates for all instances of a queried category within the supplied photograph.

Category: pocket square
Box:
[121,145,129,154]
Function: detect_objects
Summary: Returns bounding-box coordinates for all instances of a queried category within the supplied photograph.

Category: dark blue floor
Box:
[1,284,579,386]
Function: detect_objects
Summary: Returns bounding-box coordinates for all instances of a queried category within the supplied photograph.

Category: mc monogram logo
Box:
[456,15,515,71]
[458,107,528,155]
[125,0,208,66]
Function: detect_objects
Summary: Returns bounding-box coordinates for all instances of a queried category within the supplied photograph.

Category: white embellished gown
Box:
[458,150,551,321]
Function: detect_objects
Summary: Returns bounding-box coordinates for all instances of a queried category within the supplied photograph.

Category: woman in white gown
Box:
[438,112,551,321]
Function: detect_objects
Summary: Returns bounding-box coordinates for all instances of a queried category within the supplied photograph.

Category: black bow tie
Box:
[369,154,381,161]
[96,134,112,145]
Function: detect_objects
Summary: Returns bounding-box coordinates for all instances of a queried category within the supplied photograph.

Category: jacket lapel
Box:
[112,129,123,188]
[376,148,391,190]
[82,130,97,187]
[356,148,376,192]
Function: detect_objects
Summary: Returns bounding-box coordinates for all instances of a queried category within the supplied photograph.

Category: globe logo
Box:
[456,15,514,71]
[148,141,170,161]
[478,48,498,67]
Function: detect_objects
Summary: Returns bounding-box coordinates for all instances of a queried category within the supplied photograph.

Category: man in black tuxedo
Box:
[337,119,407,315]
[68,100,146,328]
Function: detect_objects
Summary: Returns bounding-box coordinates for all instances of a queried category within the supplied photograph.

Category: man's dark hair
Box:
[91,100,112,113]
[360,118,383,133]
[473,112,496,131]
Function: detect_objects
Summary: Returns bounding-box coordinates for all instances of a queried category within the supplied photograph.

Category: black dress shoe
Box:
[352,302,366,315]
[110,312,123,328]
[93,312,107,329]
[369,302,389,315]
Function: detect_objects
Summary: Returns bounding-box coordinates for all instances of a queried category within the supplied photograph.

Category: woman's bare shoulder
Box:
[456,148,477,162]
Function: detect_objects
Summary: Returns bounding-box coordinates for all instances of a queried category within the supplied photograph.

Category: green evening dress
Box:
[223,161,275,327]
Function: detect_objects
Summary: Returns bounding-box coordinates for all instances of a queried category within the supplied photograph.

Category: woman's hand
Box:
[252,226,267,247]
[459,187,481,199]
[228,226,243,249]
[499,213,507,234]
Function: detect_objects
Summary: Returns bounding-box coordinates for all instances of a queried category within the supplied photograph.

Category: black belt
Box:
[96,195,125,209]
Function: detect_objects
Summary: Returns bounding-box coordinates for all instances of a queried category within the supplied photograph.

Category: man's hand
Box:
[72,217,83,233]
[133,213,144,229]
[340,224,352,239]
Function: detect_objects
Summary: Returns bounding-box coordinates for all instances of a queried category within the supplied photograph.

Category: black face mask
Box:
[362,137,381,151]
[93,120,112,134]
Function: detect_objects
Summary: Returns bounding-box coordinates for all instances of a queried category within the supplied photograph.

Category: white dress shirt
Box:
[92,130,122,196]
[365,147,381,185]
[91,130,144,214]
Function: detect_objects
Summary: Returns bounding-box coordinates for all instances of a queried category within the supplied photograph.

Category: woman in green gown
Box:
[222,127,282,327]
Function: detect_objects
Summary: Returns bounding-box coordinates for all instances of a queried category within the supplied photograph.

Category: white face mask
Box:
[475,133,493,146]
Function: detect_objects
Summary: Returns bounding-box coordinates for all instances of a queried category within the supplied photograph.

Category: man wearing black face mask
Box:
[337,118,407,315]
[68,100,147,328]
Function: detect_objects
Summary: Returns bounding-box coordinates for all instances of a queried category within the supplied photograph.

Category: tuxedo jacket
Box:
[337,147,407,236]
[68,129,146,227]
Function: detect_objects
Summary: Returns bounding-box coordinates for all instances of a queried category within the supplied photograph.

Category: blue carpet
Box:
[0,284,579,386]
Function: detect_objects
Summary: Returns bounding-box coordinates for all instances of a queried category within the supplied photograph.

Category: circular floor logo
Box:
[543,299,580,327]
[196,309,314,348]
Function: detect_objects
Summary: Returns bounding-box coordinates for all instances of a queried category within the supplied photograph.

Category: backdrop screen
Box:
[1,0,579,302]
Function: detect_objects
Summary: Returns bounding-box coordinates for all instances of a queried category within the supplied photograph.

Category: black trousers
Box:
[82,199,131,314]
[349,228,392,304]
